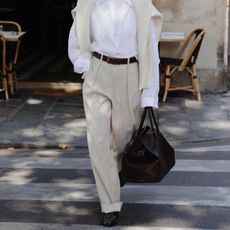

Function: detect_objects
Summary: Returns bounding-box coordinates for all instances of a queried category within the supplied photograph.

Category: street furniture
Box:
[160,29,206,102]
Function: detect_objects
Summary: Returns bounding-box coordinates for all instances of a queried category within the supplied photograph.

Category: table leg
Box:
[8,62,16,95]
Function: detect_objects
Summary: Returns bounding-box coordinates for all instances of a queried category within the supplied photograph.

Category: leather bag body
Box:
[121,107,175,183]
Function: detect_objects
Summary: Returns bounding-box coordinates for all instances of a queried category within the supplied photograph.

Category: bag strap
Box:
[137,107,159,136]
[147,107,159,131]
[136,107,148,136]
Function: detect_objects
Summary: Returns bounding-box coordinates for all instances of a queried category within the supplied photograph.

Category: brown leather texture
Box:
[93,51,137,65]
[121,107,175,183]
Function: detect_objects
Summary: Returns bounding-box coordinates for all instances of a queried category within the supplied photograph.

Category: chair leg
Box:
[8,63,14,95]
[192,76,201,101]
[2,77,9,100]
[13,70,17,91]
[160,73,165,87]
[162,77,171,102]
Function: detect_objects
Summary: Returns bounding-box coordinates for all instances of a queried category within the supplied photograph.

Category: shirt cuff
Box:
[141,96,158,109]
[73,56,91,74]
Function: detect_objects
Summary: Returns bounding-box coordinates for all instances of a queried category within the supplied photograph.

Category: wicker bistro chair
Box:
[0,34,9,100]
[0,20,22,95]
[160,29,206,102]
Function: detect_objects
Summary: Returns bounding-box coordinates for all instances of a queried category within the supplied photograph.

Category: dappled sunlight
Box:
[46,202,92,216]
[184,99,203,109]
[0,157,64,169]
[176,145,230,152]
[0,157,90,170]
[31,149,68,157]
[0,182,98,201]
[163,126,189,136]
[147,205,223,229]
[220,223,230,230]
[0,169,34,184]
[221,104,230,110]
[176,205,206,217]
[56,190,97,201]
[17,128,45,137]
[26,98,44,105]
[45,127,86,144]
[0,113,87,147]
[199,121,230,130]
[43,193,91,202]
[152,217,195,229]
[159,95,230,142]
[202,112,227,121]
[1,90,230,228]
[159,104,184,112]
[174,159,230,172]
[63,119,87,128]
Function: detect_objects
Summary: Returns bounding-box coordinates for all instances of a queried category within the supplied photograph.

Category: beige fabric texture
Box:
[72,0,163,91]
[82,57,142,213]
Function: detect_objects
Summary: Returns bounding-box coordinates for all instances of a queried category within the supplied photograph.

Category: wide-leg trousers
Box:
[82,56,141,213]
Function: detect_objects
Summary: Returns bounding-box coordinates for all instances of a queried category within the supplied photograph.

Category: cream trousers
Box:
[82,57,141,213]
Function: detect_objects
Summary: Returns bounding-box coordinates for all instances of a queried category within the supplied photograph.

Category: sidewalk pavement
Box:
[0,88,230,148]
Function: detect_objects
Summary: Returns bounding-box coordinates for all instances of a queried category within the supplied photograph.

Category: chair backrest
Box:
[0,21,22,65]
[177,29,205,71]
[0,20,21,32]
[0,34,7,77]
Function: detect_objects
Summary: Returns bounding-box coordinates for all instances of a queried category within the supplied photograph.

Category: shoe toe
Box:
[101,212,119,227]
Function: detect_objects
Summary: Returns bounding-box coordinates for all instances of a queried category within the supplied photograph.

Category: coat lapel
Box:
[133,0,152,90]
[133,0,149,50]
[133,0,163,90]
[75,0,96,58]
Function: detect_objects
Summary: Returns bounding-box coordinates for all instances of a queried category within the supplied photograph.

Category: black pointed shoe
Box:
[100,212,119,227]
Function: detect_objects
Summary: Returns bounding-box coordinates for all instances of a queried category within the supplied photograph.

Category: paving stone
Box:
[56,96,83,105]
[1,89,230,147]
[44,117,86,128]
[50,104,84,114]
[44,113,84,120]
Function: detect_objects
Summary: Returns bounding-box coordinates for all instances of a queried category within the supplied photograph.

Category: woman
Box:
[68,0,162,227]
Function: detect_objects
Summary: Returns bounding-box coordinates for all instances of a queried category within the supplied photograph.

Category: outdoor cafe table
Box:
[160,32,185,43]
[0,31,26,95]
[159,32,185,89]
[0,31,26,42]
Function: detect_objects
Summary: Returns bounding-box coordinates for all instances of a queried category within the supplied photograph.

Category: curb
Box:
[1,137,230,149]
[0,142,88,149]
[171,137,230,148]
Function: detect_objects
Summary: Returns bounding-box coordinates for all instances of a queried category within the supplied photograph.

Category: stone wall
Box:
[153,0,228,92]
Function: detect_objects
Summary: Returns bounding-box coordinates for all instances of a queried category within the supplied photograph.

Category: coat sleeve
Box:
[140,22,160,109]
[68,20,91,74]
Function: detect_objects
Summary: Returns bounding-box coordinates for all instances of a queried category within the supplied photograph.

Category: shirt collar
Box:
[96,0,133,6]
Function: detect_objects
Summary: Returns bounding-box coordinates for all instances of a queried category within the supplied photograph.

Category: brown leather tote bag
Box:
[121,107,175,183]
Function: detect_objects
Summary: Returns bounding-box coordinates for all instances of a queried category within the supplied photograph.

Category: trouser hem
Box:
[101,202,123,213]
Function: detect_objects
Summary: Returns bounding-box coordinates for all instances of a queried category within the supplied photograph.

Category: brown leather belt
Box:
[93,51,138,65]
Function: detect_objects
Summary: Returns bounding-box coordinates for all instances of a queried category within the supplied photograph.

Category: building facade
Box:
[1,0,229,91]
[154,0,229,92]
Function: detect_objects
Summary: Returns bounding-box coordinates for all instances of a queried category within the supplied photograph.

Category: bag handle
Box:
[147,107,159,131]
[137,107,159,136]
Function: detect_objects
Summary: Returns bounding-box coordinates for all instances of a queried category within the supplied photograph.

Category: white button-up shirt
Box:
[68,0,160,108]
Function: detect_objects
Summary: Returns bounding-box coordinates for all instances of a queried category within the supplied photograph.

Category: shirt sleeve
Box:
[140,21,160,109]
[68,20,91,74]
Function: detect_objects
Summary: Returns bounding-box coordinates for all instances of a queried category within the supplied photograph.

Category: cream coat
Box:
[71,0,162,91]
